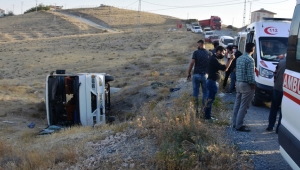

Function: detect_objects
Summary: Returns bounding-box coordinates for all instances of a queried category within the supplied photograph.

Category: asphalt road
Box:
[58,12,117,33]
[223,92,291,170]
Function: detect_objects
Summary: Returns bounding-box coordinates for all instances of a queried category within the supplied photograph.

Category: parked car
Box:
[219,36,234,48]
[206,35,219,43]
[186,24,192,31]
[203,27,212,32]
[204,31,214,40]
[191,25,203,34]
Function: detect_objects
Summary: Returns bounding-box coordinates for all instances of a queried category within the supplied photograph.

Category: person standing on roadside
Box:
[266,57,286,133]
[232,43,256,132]
[227,45,243,94]
[209,41,219,55]
[205,46,235,120]
[187,40,210,111]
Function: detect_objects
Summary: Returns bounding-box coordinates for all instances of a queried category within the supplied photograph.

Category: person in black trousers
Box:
[223,45,234,89]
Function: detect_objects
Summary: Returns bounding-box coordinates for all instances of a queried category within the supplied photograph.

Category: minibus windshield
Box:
[259,37,288,62]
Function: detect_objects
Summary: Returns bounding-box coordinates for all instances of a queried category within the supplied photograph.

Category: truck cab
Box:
[278,0,300,169]
[45,70,114,127]
[238,18,291,106]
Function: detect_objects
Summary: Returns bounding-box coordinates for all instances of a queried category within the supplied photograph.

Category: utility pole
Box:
[12,5,14,14]
[248,0,252,24]
[36,0,38,13]
[232,17,234,26]
[137,0,141,33]
[242,0,246,26]
[21,2,23,14]
[108,6,111,28]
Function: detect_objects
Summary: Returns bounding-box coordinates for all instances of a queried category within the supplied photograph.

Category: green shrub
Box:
[24,4,50,14]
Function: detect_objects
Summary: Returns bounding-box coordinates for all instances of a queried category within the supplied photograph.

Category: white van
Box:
[219,36,234,48]
[238,18,291,106]
[191,25,203,34]
[278,0,300,169]
[45,70,114,127]
[203,27,211,33]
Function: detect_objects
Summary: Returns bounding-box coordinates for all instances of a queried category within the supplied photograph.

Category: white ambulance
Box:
[278,0,300,169]
[45,70,114,127]
[238,18,291,106]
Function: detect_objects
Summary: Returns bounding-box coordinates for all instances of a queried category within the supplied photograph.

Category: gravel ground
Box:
[223,92,292,170]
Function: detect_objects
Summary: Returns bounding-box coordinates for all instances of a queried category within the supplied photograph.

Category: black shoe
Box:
[236,126,250,132]
[205,116,218,121]
[266,127,273,131]
[226,91,232,94]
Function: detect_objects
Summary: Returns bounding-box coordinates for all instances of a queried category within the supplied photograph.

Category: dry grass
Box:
[64,6,178,32]
[0,6,250,170]
[132,93,253,170]
[0,125,115,169]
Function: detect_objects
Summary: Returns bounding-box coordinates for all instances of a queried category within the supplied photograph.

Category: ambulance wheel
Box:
[105,75,114,83]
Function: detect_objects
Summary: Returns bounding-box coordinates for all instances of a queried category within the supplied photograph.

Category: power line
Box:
[255,0,288,4]
[146,1,247,12]
[126,1,139,8]
[142,0,240,8]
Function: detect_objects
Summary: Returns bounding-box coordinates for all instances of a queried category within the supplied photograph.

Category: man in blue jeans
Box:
[187,40,210,112]
[205,46,235,120]
[266,57,286,133]
[227,45,243,93]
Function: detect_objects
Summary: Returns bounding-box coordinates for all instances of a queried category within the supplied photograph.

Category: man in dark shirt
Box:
[205,46,235,120]
[187,40,210,111]
[209,41,219,55]
[266,57,286,133]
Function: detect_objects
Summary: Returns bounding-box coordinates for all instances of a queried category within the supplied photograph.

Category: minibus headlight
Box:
[259,66,274,79]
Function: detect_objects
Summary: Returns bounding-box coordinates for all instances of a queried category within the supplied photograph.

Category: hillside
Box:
[62,6,178,32]
[0,6,253,170]
[0,11,104,43]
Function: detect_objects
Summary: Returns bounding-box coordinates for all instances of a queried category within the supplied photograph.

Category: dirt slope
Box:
[0,11,104,43]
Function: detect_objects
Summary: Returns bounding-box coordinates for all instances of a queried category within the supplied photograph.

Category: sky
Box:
[0,0,297,27]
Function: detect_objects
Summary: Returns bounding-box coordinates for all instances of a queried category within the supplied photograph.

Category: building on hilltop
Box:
[251,8,276,23]
[49,5,63,11]
[0,8,5,17]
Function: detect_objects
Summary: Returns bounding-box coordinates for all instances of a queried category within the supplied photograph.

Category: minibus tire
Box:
[252,93,262,106]
[105,75,114,83]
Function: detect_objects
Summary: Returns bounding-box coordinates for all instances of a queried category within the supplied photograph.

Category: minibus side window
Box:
[253,40,258,67]
[296,24,300,61]
[239,37,246,53]
[286,5,300,72]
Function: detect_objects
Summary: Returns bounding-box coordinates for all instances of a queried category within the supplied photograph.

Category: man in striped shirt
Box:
[232,43,256,132]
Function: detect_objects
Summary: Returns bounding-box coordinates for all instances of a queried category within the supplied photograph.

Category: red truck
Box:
[199,16,222,30]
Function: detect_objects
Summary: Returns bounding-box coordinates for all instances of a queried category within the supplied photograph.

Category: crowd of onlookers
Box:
[187,40,284,132]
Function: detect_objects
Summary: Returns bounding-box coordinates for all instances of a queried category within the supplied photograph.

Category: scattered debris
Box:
[2,121,14,124]
[169,88,181,92]
[39,125,63,135]
[27,122,35,128]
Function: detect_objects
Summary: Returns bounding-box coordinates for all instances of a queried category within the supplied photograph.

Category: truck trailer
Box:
[199,16,222,30]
